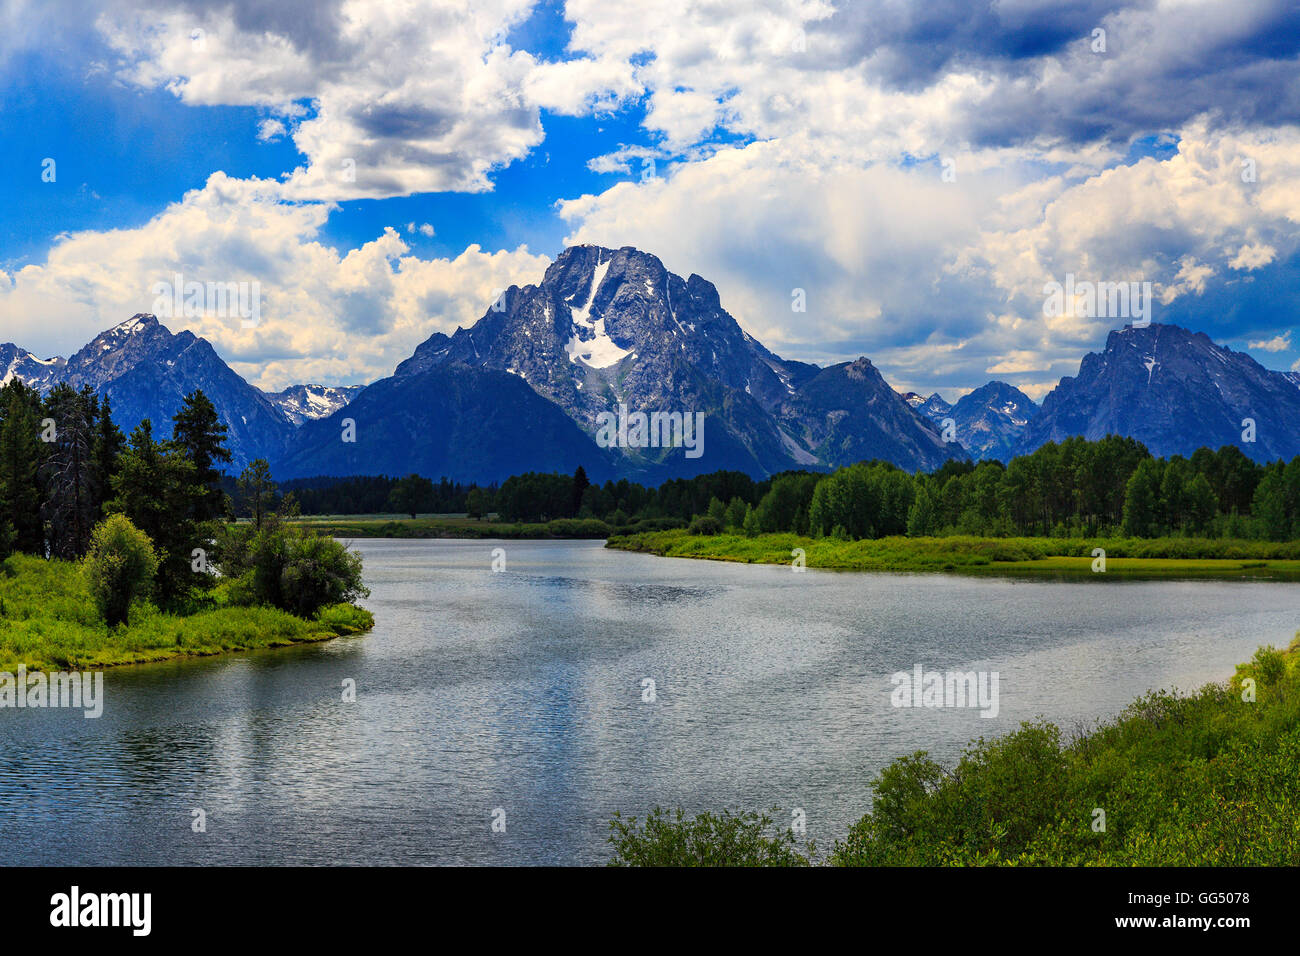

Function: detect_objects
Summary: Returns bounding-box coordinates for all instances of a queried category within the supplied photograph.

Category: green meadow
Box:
[0,553,373,672]
[606,530,1300,580]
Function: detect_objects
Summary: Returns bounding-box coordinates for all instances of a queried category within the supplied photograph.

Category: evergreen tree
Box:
[238,459,277,531]
[40,384,98,559]
[572,465,590,517]
[0,380,44,554]
[170,390,232,523]
[92,394,125,522]
[107,419,200,602]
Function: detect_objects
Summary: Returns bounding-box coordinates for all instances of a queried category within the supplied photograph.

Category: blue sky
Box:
[2,0,1299,396]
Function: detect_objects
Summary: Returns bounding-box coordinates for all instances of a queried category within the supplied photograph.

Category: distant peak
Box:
[111,313,160,334]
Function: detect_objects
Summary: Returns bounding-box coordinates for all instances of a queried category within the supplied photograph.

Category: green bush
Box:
[1250,645,1286,687]
[315,602,375,635]
[213,518,368,617]
[82,515,159,627]
[686,515,723,535]
[607,807,811,866]
[279,533,370,618]
[608,636,1300,866]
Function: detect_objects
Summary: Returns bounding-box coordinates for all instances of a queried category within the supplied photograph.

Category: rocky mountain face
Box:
[4,315,296,468]
[385,244,957,478]
[1018,323,1300,462]
[0,344,65,391]
[264,384,365,426]
[906,392,953,421]
[9,261,1297,484]
[943,381,1039,461]
[54,315,295,468]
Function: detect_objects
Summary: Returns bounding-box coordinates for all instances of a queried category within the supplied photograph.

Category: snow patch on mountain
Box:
[565,256,632,369]
[264,384,365,426]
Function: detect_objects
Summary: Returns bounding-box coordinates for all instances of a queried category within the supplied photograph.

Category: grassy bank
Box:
[606,530,1300,580]
[0,554,374,671]
[286,515,613,539]
[609,635,1300,866]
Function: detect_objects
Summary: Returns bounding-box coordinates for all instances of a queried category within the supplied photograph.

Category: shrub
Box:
[83,515,159,627]
[315,602,375,635]
[1250,645,1286,687]
[607,807,811,866]
[213,518,368,618]
[687,515,723,535]
[279,532,370,618]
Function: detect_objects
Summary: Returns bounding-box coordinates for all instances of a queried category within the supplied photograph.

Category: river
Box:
[2,538,1296,865]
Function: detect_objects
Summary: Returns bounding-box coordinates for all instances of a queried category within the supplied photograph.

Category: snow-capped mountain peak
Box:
[0,344,67,390]
[264,383,365,426]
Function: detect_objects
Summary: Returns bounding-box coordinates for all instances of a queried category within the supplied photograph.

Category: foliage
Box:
[170,390,232,523]
[82,514,158,627]
[608,529,1300,577]
[829,634,1300,865]
[686,514,723,535]
[0,553,372,671]
[214,509,369,617]
[607,807,812,867]
[237,458,276,531]
[105,419,201,602]
[387,473,435,518]
[609,636,1300,866]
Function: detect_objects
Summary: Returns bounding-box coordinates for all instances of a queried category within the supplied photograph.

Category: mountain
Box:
[383,244,957,479]
[277,363,616,482]
[912,392,953,421]
[945,381,1038,461]
[57,314,294,468]
[264,384,365,426]
[0,344,65,391]
[1018,323,1300,462]
[776,358,960,469]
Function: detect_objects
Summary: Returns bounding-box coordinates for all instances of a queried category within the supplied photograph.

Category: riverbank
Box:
[609,633,1300,865]
[605,530,1300,580]
[0,554,374,671]
[287,515,613,539]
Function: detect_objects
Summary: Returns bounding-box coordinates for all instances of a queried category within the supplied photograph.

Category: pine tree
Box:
[238,459,277,531]
[108,419,200,602]
[93,395,125,522]
[170,390,232,523]
[0,380,44,554]
[572,465,590,518]
[39,384,98,559]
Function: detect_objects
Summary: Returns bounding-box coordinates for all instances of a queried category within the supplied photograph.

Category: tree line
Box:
[0,379,365,623]
[386,436,1298,541]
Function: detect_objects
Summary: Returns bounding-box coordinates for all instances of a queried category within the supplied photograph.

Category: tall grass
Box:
[0,554,373,671]
[607,531,1300,577]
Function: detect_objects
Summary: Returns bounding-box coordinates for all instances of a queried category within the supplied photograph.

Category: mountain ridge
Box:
[4,253,1299,480]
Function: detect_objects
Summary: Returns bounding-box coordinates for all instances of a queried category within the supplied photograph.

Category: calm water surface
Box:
[2,538,1296,865]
